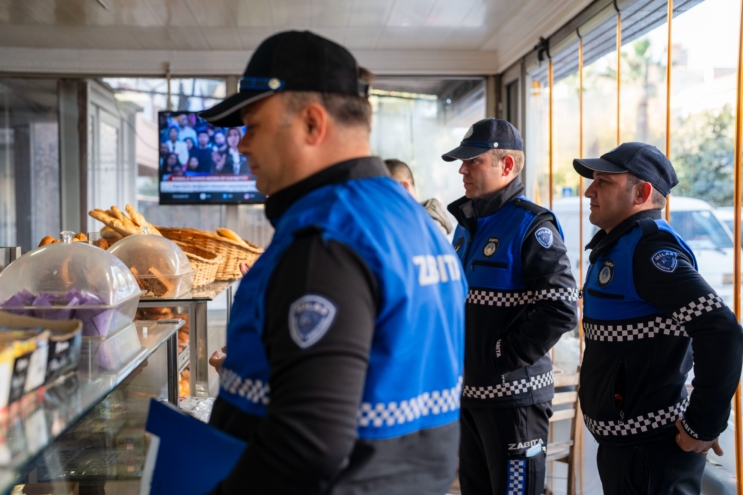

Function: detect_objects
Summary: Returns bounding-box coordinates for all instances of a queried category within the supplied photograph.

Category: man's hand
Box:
[239,262,252,276]
[209,346,226,373]
[675,420,723,456]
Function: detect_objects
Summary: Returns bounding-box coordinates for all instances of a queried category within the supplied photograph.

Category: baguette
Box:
[125,204,162,236]
[89,209,141,237]
[112,206,140,232]
[216,228,248,247]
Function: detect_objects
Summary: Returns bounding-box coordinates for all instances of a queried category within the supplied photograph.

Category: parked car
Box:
[552,196,738,307]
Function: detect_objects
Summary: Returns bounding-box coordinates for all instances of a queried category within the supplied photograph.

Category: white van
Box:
[552,196,737,306]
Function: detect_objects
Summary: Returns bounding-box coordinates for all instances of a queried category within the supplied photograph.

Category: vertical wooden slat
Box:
[549,58,554,210]
[616,10,622,146]
[665,0,673,223]
[732,0,743,491]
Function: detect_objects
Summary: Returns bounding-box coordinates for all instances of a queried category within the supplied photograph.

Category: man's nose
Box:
[585,182,596,198]
[458,163,467,175]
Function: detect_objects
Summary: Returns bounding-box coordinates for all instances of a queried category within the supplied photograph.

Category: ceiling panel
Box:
[346,0,394,27]
[0,0,595,75]
[342,26,383,49]
[268,0,312,28]
[235,0,273,28]
[385,0,437,27]
[311,0,352,27]
[376,26,454,50]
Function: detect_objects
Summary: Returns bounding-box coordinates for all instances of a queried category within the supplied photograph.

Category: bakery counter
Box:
[0,320,183,495]
[137,280,236,397]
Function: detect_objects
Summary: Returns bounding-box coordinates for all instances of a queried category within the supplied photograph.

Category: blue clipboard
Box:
[140,399,247,495]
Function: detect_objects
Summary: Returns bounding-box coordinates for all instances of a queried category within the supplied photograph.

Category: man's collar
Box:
[586,209,662,263]
[448,178,525,232]
[265,156,388,222]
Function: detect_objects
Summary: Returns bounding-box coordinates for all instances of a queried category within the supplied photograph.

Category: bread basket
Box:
[172,241,222,288]
[157,227,263,281]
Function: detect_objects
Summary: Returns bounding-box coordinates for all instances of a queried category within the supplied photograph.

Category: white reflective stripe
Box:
[673,293,725,322]
[466,288,578,307]
[584,398,689,436]
[584,316,688,341]
[220,367,270,405]
[357,377,462,428]
[462,371,554,400]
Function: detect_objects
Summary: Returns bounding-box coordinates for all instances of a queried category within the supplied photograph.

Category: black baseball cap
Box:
[573,142,678,196]
[442,118,523,162]
[200,31,369,127]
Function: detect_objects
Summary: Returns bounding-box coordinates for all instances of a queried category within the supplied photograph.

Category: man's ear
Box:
[501,154,515,176]
[636,182,653,205]
[301,102,328,145]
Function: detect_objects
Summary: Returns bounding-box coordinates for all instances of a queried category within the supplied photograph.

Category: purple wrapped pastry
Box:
[32,292,80,320]
[1,289,35,316]
[72,291,116,337]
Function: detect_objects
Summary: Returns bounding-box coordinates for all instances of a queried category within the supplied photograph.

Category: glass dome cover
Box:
[107,227,194,298]
[0,231,140,306]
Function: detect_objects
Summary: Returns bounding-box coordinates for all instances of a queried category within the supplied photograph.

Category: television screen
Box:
[158,111,266,204]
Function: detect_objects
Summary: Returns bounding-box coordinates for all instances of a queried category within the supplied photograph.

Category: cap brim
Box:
[441,145,489,162]
[199,90,276,127]
[572,157,627,179]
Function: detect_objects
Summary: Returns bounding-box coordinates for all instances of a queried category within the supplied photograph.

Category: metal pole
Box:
[549,58,554,210]
[665,0,673,223]
[578,31,585,495]
[732,0,743,490]
[166,63,172,112]
[616,9,622,146]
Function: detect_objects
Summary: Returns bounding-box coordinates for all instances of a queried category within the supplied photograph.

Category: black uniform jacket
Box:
[448,179,579,409]
[208,158,458,495]
[580,209,743,446]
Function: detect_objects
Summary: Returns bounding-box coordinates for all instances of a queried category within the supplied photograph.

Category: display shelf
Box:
[136,280,235,397]
[0,320,182,495]
[178,346,190,374]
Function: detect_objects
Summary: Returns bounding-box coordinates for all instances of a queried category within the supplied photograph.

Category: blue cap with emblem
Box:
[200,30,370,128]
[573,142,679,197]
[441,118,523,162]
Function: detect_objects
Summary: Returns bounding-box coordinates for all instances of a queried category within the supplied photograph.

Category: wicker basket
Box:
[158,227,263,281]
[173,240,223,288]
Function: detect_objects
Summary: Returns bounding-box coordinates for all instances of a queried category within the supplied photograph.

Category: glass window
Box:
[0,79,60,252]
[369,77,486,222]
[524,74,550,206]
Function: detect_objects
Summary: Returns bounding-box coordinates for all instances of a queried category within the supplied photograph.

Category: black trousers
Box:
[596,433,706,495]
[460,402,551,495]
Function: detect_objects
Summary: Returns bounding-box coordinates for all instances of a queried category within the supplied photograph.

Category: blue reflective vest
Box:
[219,175,467,440]
[583,219,696,322]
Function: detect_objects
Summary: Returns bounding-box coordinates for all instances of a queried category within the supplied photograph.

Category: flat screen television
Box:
[158,111,266,204]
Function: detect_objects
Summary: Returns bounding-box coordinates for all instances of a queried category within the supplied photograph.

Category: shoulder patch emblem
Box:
[651,250,678,273]
[483,237,499,257]
[535,227,553,248]
[598,260,615,287]
[288,294,337,349]
[454,237,464,253]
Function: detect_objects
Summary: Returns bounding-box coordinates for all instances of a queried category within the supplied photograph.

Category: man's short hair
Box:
[281,67,375,131]
[626,173,667,209]
[490,149,525,175]
[384,159,414,185]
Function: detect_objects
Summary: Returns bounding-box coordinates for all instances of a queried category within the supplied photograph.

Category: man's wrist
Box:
[681,417,715,442]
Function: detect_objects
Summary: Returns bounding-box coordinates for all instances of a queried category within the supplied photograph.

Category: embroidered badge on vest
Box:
[535,227,553,248]
[454,237,464,252]
[483,237,499,257]
[598,260,615,287]
[651,250,678,273]
[289,294,337,349]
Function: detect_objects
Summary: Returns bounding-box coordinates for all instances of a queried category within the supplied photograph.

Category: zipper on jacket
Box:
[587,288,625,300]
[613,360,626,423]
[501,375,506,386]
[471,260,508,270]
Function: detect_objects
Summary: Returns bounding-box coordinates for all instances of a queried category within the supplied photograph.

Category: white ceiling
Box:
[0,0,592,76]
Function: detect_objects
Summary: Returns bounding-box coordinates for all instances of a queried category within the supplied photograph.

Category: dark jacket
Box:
[449,179,579,409]
[580,210,743,446]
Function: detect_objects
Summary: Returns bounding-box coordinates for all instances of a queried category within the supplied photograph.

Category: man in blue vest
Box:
[574,143,743,494]
[199,31,467,494]
[443,119,579,495]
